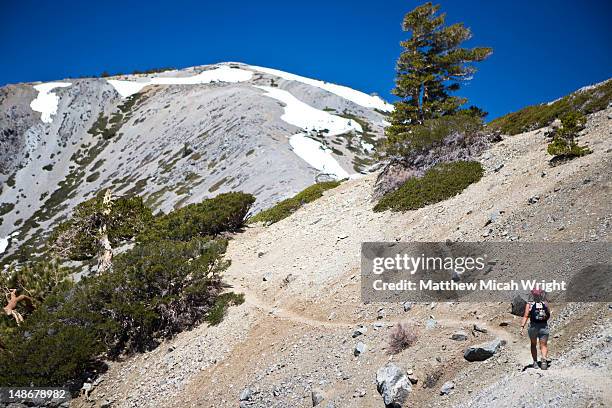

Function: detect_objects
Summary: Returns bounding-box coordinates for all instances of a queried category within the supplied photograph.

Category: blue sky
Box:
[1,0,610,120]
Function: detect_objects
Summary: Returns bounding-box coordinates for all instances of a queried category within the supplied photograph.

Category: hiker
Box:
[519,288,551,369]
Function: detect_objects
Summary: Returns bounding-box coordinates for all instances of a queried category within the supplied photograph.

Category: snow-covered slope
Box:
[0,62,389,261]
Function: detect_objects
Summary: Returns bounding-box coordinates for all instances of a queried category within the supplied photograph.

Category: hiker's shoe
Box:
[532,361,539,369]
[541,360,548,370]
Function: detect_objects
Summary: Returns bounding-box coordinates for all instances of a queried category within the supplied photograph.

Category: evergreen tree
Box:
[386,2,492,139]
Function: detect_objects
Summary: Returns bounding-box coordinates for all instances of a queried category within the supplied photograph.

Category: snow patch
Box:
[289,134,349,180]
[30,82,72,123]
[0,237,8,255]
[249,65,394,112]
[256,85,362,179]
[107,65,254,98]
[255,86,362,134]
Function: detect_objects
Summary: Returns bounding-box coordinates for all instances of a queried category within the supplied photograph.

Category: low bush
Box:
[374,161,483,212]
[546,111,591,159]
[139,192,255,242]
[205,292,245,326]
[248,181,341,225]
[387,322,418,354]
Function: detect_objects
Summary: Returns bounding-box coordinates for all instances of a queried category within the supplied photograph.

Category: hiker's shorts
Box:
[528,324,549,340]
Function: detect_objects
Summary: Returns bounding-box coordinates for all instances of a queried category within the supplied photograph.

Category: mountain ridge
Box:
[0,62,390,262]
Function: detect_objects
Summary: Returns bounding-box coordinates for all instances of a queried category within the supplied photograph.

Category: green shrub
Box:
[249,181,341,225]
[205,292,245,326]
[546,139,590,157]
[0,202,15,216]
[374,161,484,212]
[489,80,611,135]
[384,112,484,158]
[0,189,252,387]
[0,280,108,387]
[0,238,229,386]
[50,193,153,261]
[81,237,228,354]
[139,192,255,242]
[546,111,591,159]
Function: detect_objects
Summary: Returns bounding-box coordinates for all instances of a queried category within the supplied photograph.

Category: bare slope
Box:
[74,109,611,408]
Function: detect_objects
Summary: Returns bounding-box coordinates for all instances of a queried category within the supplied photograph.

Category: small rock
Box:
[473,324,488,333]
[311,388,325,406]
[282,274,296,285]
[440,381,455,395]
[403,301,413,312]
[407,374,418,385]
[451,331,469,341]
[528,195,540,204]
[499,321,510,327]
[493,163,504,172]
[239,388,252,401]
[426,318,437,329]
[352,326,367,338]
[354,342,367,357]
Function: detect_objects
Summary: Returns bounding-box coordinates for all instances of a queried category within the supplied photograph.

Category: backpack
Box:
[530,302,549,323]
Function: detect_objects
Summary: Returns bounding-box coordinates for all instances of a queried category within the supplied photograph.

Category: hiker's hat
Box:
[531,288,545,297]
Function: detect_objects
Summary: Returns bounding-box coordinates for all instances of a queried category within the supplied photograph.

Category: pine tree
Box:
[386,2,492,139]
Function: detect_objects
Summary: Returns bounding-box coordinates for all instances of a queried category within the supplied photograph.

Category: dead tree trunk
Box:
[97,189,114,274]
[3,289,34,326]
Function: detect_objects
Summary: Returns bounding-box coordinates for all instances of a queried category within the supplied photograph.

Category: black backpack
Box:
[530,302,549,323]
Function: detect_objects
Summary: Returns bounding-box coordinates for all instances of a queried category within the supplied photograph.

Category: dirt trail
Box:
[74,108,612,408]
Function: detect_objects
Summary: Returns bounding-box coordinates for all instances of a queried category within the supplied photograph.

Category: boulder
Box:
[376,363,412,408]
[511,294,528,316]
[464,339,505,362]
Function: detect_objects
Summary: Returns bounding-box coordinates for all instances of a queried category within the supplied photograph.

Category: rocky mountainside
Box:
[72,108,611,407]
[0,62,390,261]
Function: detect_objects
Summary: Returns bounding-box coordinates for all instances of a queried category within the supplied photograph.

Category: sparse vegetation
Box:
[248,181,342,225]
[374,161,483,212]
[0,202,15,216]
[387,322,418,354]
[489,80,611,135]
